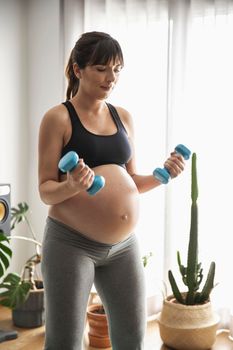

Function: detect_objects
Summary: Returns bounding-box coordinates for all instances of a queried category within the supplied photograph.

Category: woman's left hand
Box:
[163,152,185,178]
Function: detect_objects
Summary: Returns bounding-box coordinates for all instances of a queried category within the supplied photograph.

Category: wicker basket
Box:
[158,295,219,350]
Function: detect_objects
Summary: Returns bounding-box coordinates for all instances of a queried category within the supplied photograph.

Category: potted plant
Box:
[0,231,19,341]
[86,251,153,348]
[158,153,219,350]
[0,202,44,328]
[87,303,111,348]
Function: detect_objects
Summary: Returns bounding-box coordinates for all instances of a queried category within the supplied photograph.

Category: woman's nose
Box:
[106,70,115,82]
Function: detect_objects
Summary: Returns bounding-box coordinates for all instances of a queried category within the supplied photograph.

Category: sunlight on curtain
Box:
[168,0,233,329]
[62,0,233,319]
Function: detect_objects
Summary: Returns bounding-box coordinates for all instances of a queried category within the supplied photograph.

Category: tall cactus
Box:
[168,153,215,305]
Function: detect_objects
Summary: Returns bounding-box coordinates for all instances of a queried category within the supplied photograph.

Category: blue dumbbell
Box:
[58,151,105,195]
[153,144,191,184]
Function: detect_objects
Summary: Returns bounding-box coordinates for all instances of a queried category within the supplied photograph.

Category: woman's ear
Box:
[73,63,82,79]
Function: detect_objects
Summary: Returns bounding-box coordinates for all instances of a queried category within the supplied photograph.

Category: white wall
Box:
[27,0,63,251]
[0,0,63,273]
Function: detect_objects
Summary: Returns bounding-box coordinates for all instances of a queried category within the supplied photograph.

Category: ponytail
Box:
[65,51,79,100]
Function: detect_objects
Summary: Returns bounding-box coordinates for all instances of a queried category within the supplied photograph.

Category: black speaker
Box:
[0,184,11,236]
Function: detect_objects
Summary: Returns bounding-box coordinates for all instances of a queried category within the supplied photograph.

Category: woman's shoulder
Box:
[44,102,68,118]
[39,103,71,139]
[115,105,133,123]
[42,102,69,126]
[113,105,134,136]
[112,105,132,122]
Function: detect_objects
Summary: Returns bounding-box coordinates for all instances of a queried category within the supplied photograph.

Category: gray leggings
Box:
[41,217,146,350]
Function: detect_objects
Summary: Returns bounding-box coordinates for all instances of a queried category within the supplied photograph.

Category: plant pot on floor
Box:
[158,294,219,350]
[87,303,111,348]
[12,280,44,328]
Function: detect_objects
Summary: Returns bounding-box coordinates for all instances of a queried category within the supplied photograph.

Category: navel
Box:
[121,214,128,221]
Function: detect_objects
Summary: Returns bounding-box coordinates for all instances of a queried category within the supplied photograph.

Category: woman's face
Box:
[78,58,123,99]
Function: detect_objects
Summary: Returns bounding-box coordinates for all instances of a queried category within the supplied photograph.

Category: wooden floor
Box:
[0,306,233,350]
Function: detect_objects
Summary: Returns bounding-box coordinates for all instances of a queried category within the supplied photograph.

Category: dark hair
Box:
[65,31,124,100]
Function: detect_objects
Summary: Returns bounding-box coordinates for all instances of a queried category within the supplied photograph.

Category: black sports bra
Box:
[60,101,132,172]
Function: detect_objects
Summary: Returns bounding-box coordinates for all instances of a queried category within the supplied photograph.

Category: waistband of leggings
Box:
[46,216,135,248]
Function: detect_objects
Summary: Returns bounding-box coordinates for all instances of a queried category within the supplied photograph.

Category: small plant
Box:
[168,153,215,305]
[142,251,153,268]
[0,202,42,309]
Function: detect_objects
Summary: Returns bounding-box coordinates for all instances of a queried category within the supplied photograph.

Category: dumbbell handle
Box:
[58,151,105,195]
[153,144,191,184]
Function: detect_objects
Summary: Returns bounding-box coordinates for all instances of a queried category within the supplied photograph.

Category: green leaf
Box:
[197,261,216,303]
[142,252,153,267]
[177,251,186,276]
[11,202,29,230]
[0,250,10,272]
[191,153,198,203]
[0,232,12,278]
[0,242,12,258]
[0,273,31,309]
[0,233,9,242]
[168,270,185,304]
[2,272,21,285]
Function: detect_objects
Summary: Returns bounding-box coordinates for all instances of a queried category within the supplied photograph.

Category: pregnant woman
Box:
[38,31,185,350]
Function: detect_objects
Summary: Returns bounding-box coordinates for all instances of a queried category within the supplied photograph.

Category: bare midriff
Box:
[49,164,140,244]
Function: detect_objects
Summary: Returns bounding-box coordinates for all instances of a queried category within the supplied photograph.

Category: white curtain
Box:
[62,0,233,330]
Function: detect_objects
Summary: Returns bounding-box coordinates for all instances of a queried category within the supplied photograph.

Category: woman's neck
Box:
[72,91,106,114]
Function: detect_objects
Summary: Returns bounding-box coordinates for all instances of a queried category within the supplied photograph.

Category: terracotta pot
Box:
[87,304,111,348]
[158,294,219,350]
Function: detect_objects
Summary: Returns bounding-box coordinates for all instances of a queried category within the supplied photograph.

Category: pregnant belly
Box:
[49,164,140,243]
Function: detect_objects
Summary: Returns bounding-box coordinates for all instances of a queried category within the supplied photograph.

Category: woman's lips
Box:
[100,85,112,91]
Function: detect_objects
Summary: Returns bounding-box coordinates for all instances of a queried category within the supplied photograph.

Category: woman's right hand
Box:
[66,159,95,193]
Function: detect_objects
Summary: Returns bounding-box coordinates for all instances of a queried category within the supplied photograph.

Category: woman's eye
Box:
[95,66,122,73]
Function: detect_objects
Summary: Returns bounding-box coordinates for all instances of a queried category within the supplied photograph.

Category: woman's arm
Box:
[117,107,185,194]
[127,154,185,194]
[38,105,94,205]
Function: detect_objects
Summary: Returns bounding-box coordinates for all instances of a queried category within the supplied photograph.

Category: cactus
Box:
[168,153,215,305]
